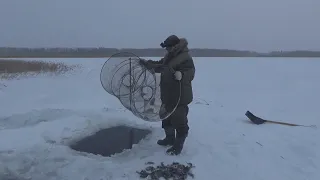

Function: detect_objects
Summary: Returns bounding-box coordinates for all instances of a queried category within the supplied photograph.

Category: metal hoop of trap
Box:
[100,52,181,122]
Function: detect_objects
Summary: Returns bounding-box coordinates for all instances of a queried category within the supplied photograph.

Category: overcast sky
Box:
[0,0,319,52]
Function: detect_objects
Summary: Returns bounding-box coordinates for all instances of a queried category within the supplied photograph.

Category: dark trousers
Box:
[162,105,189,137]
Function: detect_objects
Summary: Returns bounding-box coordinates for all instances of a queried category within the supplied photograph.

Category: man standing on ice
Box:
[140,35,195,155]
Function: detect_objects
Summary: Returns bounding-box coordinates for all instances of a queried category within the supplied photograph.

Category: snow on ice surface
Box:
[0,57,319,180]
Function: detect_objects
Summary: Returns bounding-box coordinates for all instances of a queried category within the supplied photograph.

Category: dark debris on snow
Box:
[137,161,195,180]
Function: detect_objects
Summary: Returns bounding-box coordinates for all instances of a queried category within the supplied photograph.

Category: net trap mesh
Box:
[100,52,181,122]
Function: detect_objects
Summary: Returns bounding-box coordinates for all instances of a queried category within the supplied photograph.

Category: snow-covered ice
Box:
[0,57,319,180]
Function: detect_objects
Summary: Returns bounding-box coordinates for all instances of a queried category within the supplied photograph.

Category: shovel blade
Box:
[245,111,266,125]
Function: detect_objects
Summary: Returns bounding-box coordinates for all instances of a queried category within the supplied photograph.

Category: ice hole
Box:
[69,125,151,157]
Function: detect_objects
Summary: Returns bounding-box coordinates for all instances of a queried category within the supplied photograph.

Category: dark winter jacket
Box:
[146,38,195,109]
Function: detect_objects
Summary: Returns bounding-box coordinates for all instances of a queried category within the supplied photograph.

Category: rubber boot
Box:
[157,127,175,146]
[166,129,188,155]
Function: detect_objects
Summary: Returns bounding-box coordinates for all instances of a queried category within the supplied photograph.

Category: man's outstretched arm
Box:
[140,58,165,73]
[146,58,164,65]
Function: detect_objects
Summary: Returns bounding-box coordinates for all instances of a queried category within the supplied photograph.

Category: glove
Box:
[174,71,182,81]
[140,59,159,70]
[139,58,147,65]
[139,59,150,69]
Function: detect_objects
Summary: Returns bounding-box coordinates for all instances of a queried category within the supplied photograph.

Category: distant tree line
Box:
[0,47,319,58]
